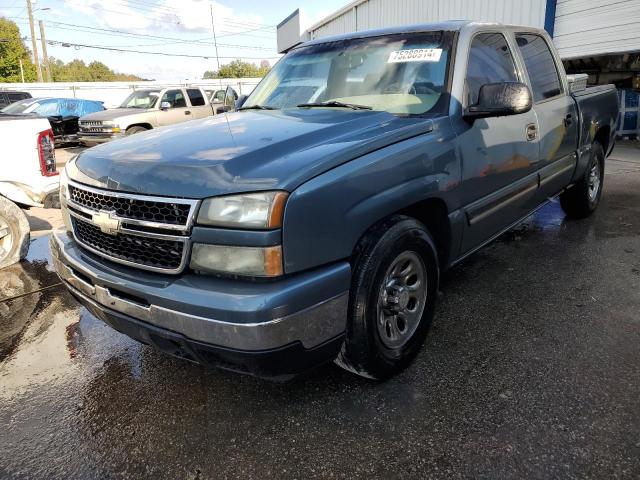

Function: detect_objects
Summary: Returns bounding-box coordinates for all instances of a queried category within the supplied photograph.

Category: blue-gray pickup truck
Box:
[51,21,618,380]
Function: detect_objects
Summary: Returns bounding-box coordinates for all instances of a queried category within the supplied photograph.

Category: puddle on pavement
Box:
[0,236,69,366]
[496,200,566,243]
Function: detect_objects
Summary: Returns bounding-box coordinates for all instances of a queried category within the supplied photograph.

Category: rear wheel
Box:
[0,196,30,268]
[560,141,605,218]
[125,126,148,136]
[335,215,439,380]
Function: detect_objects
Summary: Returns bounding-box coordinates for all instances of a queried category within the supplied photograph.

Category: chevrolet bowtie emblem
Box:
[92,211,121,235]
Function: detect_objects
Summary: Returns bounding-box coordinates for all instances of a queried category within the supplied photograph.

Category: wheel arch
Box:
[351,197,453,272]
[126,123,153,131]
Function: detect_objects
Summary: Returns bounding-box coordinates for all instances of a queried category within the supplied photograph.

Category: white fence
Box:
[0,78,262,109]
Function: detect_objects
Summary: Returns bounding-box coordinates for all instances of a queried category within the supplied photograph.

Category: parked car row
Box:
[0,85,239,147]
[1,97,105,145]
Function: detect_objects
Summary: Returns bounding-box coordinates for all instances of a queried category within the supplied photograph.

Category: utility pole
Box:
[38,20,51,82]
[209,3,221,73]
[210,3,226,103]
[26,0,43,82]
[19,59,25,83]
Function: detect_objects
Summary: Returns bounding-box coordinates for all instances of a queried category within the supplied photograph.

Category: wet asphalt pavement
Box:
[1,144,639,479]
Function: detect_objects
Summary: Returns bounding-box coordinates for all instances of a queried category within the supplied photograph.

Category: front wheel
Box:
[560,141,605,219]
[0,196,30,268]
[125,126,148,136]
[335,215,439,380]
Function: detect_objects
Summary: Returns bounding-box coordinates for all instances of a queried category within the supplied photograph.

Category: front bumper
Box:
[50,230,350,377]
[78,132,123,145]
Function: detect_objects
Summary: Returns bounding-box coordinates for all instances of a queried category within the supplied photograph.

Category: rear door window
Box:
[465,33,519,105]
[7,92,29,102]
[515,33,562,102]
[187,89,206,106]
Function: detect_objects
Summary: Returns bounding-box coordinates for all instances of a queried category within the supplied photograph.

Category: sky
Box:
[0,0,349,81]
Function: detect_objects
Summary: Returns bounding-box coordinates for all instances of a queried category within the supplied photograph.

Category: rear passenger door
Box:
[186,88,213,119]
[458,32,540,253]
[157,89,191,126]
[515,33,579,199]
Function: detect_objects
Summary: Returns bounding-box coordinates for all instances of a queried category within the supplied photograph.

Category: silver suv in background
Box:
[78,86,215,146]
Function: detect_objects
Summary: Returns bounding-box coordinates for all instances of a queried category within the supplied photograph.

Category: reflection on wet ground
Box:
[1,148,639,479]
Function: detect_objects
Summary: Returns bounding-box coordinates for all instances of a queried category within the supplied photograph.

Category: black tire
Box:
[335,215,439,380]
[125,126,148,136]
[0,196,30,269]
[560,141,605,219]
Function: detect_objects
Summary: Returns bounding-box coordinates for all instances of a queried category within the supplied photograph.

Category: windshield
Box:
[1,99,39,114]
[244,31,452,115]
[119,90,160,109]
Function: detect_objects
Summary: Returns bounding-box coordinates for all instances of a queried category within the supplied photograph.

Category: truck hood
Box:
[80,108,151,121]
[69,109,434,198]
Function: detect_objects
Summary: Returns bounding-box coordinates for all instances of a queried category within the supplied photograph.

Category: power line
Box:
[9,17,276,49]
[27,36,280,60]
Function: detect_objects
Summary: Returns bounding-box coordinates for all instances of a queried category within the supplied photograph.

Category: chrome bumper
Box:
[50,230,349,352]
[78,133,122,145]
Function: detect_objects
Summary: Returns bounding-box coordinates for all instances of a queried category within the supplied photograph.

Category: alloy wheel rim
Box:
[376,251,428,350]
[587,160,601,202]
[0,214,13,263]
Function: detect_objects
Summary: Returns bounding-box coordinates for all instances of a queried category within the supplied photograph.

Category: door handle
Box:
[185,110,191,115]
[526,124,537,141]
[564,113,573,126]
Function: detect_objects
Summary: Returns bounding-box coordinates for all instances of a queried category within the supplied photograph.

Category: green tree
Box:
[0,17,37,82]
[47,57,144,82]
[88,61,114,81]
[203,59,271,79]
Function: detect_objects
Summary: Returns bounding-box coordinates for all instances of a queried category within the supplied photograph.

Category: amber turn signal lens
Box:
[267,192,289,228]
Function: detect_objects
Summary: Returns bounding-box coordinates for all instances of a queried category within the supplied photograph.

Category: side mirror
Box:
[160,101,171,111]
[235,95,248,110]
[220,86,235,112]
[463,82,532,121]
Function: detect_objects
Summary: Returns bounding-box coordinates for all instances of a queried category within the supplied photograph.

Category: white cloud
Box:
[63,0,266,35]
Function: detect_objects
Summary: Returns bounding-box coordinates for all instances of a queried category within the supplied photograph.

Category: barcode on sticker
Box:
[387,48,443,63]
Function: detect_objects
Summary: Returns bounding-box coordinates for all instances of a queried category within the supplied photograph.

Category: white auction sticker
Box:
[387,48,443,63]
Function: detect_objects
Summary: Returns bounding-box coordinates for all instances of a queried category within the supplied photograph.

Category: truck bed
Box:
[571,83,618,156]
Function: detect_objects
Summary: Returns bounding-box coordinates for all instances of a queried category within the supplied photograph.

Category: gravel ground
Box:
[1,141,639,479]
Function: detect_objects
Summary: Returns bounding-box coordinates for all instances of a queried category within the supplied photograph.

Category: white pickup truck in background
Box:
[0,114,59,268]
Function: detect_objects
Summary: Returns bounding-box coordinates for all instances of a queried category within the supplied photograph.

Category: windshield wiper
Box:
[297,101,372,110]
[238,104,275,111]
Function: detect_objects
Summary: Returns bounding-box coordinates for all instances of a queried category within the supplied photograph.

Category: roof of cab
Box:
[295,20,544,50]
[297,20,472,49]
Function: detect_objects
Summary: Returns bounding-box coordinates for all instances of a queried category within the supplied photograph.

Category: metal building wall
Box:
[553,0,640,59]
[308,0,547,39]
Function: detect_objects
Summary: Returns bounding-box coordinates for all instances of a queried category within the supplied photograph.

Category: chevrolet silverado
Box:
[52,22,618,379]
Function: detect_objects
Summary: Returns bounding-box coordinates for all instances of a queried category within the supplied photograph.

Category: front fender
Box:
[282,118,459,273]
[0,181,58,207]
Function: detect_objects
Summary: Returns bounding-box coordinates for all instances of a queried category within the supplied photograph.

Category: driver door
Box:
[157,89,190,126]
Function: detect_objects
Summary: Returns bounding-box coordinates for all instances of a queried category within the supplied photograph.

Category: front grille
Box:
[72,217,185,271]
[81,120,103,127]
[80,127,108,133]
[69,185,191,226]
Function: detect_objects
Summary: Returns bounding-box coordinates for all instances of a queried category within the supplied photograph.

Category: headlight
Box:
[197,191,288,229]
[59,157,74,232]
[102,121,121,133]
[190,244,283,277]
[59,156,74,199]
